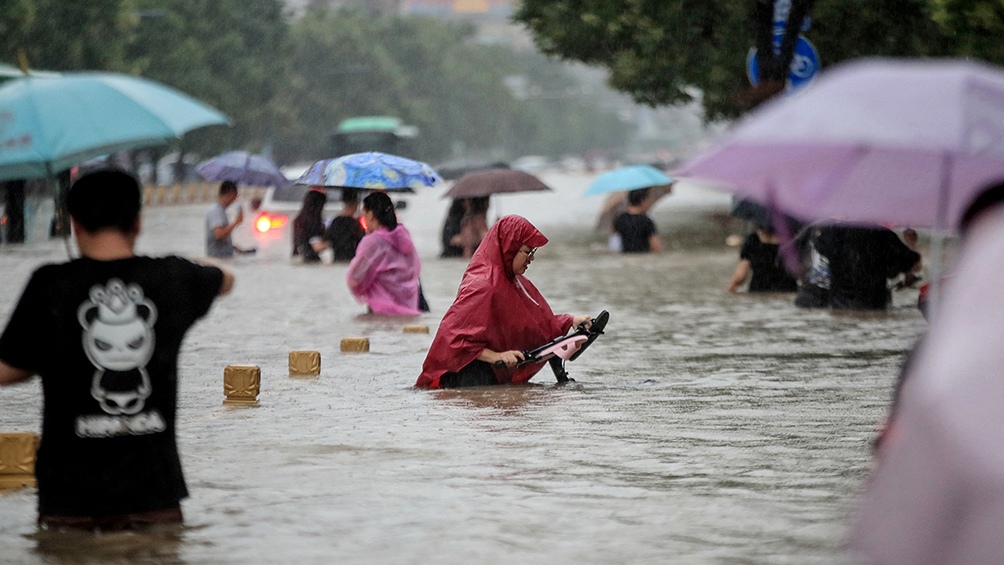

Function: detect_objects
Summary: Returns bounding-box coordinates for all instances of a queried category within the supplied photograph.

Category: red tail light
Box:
[255,213,287,233]
[359,216,368,232]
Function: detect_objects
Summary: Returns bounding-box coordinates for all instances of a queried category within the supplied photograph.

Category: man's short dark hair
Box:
[67,168,142,233]
[219,180,238,196]
[628,187,650,207]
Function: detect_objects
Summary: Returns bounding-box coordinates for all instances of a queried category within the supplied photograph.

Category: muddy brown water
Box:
[0,173,926,564]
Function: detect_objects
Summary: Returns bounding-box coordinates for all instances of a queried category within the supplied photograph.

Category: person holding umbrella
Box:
[346,192,423,315]
[613,187,663,253]
[451,196,491,258]
[440,198,467,258]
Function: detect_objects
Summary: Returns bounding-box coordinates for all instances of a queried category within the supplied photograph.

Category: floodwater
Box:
[0,172,927,564]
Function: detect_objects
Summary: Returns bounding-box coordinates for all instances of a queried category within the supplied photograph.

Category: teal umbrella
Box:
[0,71,230,182]
[0,63,58,84]
[583,165,673,196]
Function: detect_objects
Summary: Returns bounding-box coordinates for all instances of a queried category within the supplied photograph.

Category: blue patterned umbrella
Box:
[294,152,442,192]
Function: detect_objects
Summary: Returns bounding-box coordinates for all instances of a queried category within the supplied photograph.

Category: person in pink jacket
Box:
[346,192,422,315]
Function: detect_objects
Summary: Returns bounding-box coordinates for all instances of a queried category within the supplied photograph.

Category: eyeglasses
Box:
[519,247,537,258]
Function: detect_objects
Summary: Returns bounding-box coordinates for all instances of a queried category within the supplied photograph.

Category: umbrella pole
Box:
[46,166,74,259]
[926,152,953,319]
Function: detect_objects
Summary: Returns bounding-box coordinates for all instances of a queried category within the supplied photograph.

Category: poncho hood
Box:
[415,215,572,388]
[371,224,417,255]
[346,224,421,315]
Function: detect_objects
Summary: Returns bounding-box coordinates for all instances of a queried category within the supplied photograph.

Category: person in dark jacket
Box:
[814,224,921,310]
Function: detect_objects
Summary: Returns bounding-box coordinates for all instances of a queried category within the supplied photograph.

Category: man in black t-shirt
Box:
[0,168,234,530]
[814,224,921,310]
[324,187,365,261]
[613,187,663,253]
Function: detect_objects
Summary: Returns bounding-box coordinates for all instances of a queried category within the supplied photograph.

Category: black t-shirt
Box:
[740,233,798,292]
[613,212,657,253]
[325,216,365,261]
[0,256,223,517]
[815,225,921,310]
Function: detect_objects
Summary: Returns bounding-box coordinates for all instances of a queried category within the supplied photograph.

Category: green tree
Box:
[930,0,1004,61]
[0,0,136,71]
[127,0,290,155]
[277,8,630,164]
[275,7,415,162]
[514,0,947,121]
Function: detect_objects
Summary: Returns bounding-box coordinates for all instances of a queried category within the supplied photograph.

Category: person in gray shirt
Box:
[205,181,244,258]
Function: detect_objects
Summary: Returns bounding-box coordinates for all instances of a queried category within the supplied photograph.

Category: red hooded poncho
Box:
[416,215,573,388]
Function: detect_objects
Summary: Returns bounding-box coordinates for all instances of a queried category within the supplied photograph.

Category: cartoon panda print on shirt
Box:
[77,279,158,415]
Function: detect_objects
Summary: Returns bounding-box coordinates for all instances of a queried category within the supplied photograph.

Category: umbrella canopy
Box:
[0,63,58,84]
[434,157,510,181]
[677,57,1004,231]
[196,150,291,188]
[443,169,551,199]
[0,72,229,182]
[295,152,441,192]
[584,165,673,197]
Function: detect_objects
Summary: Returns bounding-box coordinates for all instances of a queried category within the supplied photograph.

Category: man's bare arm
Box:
[0,360,33,386]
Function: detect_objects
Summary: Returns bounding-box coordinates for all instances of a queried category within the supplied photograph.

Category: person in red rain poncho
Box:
[416,215,593,388]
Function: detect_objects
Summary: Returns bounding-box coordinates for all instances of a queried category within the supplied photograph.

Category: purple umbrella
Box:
[848,214,1004,565]
[196,150,290,188]
[677,57,1004,232]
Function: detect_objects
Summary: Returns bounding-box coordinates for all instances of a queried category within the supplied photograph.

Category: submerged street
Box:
[0,173,927,564]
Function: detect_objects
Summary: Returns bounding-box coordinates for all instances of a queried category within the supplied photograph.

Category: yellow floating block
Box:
[289,350,321,376]
[403,325,429,334]
[223,364,260,405]
[0,432,38,490]
[341,337,370,352]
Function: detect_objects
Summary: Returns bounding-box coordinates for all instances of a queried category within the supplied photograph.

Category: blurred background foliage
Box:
[4,0,998,168]
[514,0,984,121]
[0,0,634,167]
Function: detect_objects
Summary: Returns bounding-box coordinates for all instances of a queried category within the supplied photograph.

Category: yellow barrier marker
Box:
[340,337,370,352]
[223,365,260,405]
[403,325,429,334]
[289,350,321,376]
[0,432,38,490]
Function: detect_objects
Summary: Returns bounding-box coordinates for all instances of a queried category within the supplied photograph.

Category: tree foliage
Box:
[127,0,290,154]
[0,1,631,168]
[0,0,136,71]
[514,0,953,121]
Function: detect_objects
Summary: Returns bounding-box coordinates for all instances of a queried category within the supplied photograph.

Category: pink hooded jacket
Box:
[346,224,421,315]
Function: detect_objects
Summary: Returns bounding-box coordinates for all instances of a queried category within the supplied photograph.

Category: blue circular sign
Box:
[747,33,820,92]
